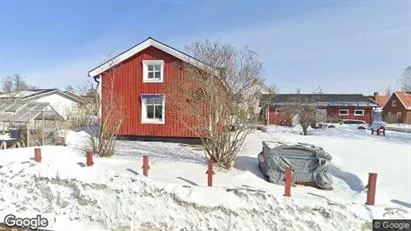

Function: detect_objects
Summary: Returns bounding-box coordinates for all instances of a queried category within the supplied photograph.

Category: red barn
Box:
[261,94,378,126]
[88,37,220,143]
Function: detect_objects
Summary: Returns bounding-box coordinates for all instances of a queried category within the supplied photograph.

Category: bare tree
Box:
[76,80,96,96]
[280,95,320,135]
[296,88,302,94]
[65,85,75,93]
[313,85,323,94]
[398,66,411,92]
[165,39,272,169]
[1,73,35,94]
[385,85,392,96]
[64,57,125,157]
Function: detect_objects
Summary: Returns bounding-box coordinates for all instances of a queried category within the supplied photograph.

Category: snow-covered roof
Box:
[0,101,64,123]
[0,89,85,104]
[88,37,220,78]
[261,94,379,107]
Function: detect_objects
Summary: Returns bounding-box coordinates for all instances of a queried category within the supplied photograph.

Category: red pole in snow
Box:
[206,159,215,187]
[86,151,94,166]
[34,148,41,163]
[284,167,292,197]
[142,155,150,177]
[366,173,377,206]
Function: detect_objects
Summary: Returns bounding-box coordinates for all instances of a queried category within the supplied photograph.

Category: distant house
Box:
[369,92,390,108]
[0,89,85,119]
[241,79,273,120]
[261,94,378,126]
[382,91,411,124]
[87,37,225,142]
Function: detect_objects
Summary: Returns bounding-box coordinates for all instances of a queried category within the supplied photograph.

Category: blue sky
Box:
[0,0,409,94]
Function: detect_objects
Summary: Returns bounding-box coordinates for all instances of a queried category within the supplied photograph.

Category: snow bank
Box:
[0,157,380,231]
[0,126,410,230]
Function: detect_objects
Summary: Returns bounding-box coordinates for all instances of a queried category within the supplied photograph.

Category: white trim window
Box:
[338,109,349,116]
[141,95,165,124]
[397,112,402,118]
[392,100,397,107]
[354,109,364,116]
[275,108,284,114]
[142,60,164,83]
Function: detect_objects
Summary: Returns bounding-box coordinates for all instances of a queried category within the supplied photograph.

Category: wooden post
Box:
[206,159,215,187]
[142,155,150,177]
[34,148,41,162]
[284,167,292,197]
[42,112,45,146]
[86,151,94,166]
[366,173,377,206]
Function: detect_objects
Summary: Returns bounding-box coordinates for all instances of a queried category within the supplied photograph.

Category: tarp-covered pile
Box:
[258,141,333,190]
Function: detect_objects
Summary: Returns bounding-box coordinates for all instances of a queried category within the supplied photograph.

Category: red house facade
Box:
[88,37,218,143]
[262,94,378,126]
[382,91,411,124]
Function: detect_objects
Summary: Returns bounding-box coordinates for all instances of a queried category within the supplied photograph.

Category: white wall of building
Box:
[34,93,79,119]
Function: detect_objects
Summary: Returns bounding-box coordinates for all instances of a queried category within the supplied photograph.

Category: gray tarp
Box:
[258,141,333,190]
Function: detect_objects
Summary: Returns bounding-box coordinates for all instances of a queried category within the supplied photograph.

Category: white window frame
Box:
[338,109,349,116]
[353,109,364,116]
[392,100,397,107]
[397,112,402,118]
[142,60,164,83]
[141,95,165,124]
[275,108,283,114]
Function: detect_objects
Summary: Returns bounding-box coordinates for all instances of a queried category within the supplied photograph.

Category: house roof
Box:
[388,91,411,110]
[374,95,390,107]
[261,94,379,107]
[88,37,219,78]
[0,89,85,104]
[0,101,64,123]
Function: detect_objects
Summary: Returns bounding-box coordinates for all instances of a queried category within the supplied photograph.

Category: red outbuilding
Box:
[88,37,220,143]
[260,94,379,126]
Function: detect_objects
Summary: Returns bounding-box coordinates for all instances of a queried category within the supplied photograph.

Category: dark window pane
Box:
[154,98,162,105]
[148,72,154,79]
[155,106,163,119]
[147,106,154,119]
[154,65,161,71]
[155,71,161,79]
[148,65,154,71]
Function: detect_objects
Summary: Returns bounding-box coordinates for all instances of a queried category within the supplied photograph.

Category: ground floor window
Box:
[141,95,165,124]
[397,112,402,118]
[338,109,349,116]
[354,109,364,116]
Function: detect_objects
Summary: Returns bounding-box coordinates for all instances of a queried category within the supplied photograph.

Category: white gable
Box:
[88,37,219,78]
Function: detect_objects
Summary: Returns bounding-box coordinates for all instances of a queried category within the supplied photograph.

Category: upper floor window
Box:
[143,60,164,83]
[392,100,397,107]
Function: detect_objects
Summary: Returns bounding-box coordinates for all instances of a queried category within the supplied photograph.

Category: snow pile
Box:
[385,123,411,132]
[0,157,380,231]
[0,126,410,230]
[57,129,92,150]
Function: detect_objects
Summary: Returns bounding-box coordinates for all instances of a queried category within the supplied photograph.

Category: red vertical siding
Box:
[101,46,197,138]
[268,106,292,126]
[267,106,373,125]
[326,107,373,124]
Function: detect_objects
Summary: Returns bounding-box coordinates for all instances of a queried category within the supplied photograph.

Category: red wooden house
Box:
[261,94,378,126]
[88,37,221,143]
[382,91,411,124]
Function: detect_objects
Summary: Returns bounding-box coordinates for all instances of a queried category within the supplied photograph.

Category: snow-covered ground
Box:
[385,123,411,132]
[0,126,410,230]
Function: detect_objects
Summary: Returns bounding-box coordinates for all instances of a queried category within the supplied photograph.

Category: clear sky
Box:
[0,0,409,94]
